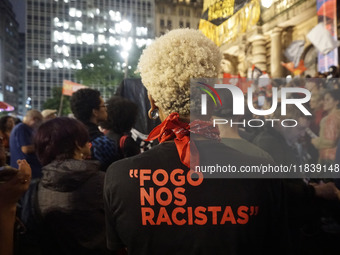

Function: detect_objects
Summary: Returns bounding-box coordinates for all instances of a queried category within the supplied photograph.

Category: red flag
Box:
[281,60,307,76]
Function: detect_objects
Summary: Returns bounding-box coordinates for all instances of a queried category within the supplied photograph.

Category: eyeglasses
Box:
[99,104,107,108]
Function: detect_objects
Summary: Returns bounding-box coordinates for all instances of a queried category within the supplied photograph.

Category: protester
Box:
[213,89,273,160]
[0,115,15,149]
[252,103,340,254]
[304,78,325,97]
[10,110,43,179]
[312,89,340,166]
[252,104,311,165]
[0,159,31,255]
[309,93,326,135]
[33,117,109,255]
[70,88,119,170]
[334,140,340,189]
[101,96,140,159]
[0,115,14,164]
[104,28,289,254]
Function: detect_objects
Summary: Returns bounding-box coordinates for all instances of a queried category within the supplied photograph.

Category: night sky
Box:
[10,0,25,33]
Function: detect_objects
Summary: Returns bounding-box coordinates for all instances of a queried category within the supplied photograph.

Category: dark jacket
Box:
[252,126,321,254]
[37,159,110,255]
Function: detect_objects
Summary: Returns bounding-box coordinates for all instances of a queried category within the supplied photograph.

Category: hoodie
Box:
[37,159,110,255]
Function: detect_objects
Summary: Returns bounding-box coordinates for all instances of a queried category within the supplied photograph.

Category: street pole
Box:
[124,55,128,79]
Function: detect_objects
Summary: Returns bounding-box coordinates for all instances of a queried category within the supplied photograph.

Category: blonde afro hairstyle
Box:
[138,28,221,116]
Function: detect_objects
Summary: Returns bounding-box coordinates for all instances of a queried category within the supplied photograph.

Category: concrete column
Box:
[270,27,283,78]
[250,35,267,72]
[237,54,247,77]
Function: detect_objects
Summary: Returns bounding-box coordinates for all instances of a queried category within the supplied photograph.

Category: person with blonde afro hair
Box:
[138,28,221,118]
[104,29,290,254]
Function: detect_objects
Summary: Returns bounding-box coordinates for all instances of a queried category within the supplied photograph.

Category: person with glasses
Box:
[71,88,119,171]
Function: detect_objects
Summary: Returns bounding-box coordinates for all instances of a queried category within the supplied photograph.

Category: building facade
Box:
[216,0,339,78]
[0,0,19,109]
[18,33,25,114]
[155,0,203,37]
[25,0,155,112]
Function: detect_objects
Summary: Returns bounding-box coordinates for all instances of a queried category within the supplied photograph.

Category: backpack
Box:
[119,134,129,156]
[118,134,140,159]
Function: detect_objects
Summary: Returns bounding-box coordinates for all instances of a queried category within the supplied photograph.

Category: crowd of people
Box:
[1,28,340,255]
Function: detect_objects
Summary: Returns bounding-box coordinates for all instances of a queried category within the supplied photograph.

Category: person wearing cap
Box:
[41,109,57,121]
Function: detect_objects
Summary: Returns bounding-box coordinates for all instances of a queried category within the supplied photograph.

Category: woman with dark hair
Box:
[312,89,340,165]
[101,96,140,159]
[33,117,109,255]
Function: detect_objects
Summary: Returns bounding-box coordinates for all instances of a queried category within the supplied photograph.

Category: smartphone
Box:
[0,166,18,183]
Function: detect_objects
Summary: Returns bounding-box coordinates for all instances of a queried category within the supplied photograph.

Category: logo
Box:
[199,83,311,116]
[197,82,312,128]
[197,82,222,107]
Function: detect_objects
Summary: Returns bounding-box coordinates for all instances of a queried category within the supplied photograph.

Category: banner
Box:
[201,0,250,26]
[316,0,338,73]
[62,80,87,96]
[199,0,260,46]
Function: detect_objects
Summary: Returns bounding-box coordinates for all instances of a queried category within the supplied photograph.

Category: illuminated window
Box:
[136,27,147,36]
[75,21,83,31]
[81,33,94,45]
[98,34,106,44]
[69,8,76,17]
[76,10,82,17]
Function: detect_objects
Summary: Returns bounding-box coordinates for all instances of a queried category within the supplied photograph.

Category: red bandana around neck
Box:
[146,112,220,168]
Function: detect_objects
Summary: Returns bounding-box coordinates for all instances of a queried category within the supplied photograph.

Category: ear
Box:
[92,108,99,118]
[148,93,156,109]
[75,141,82,151]
[73,142,84,160]
[148,93,158,119]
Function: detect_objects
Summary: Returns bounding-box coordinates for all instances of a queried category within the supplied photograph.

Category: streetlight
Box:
[120,50,129,78]
[120,37,132,78]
